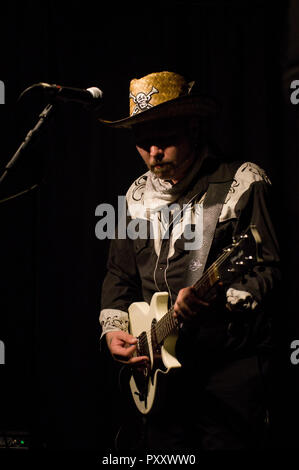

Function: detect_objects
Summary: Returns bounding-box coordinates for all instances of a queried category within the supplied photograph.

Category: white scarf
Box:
[143,146,207,212]
[125,146,207,256]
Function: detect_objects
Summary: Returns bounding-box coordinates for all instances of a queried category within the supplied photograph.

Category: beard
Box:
[149,162,175,179]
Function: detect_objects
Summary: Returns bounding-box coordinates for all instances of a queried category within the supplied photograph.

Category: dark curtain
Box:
[0,0,297,452]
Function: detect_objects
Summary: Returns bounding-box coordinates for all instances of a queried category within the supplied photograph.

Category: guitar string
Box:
[136,247,232,352]
[136,248,231,352]
[154,248,230,340]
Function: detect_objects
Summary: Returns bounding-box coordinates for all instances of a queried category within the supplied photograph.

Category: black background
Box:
[0,0,298,456]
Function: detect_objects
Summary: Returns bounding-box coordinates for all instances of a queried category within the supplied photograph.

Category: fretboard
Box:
[154,248,232,345]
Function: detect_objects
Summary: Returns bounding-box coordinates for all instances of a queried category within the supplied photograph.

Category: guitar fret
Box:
[208,264,220,286]
[156,310,176,344]
[155,266,221,345]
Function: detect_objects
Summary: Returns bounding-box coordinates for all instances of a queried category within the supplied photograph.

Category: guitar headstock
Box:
[220,225,263,279]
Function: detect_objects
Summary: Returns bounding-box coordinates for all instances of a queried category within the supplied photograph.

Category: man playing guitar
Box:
[99,71,280,451]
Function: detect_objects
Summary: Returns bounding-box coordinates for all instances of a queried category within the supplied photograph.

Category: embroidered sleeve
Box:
[222,162,280,305]
[99,308,129,339]
[226,288,258,311]
[219,161,271,223]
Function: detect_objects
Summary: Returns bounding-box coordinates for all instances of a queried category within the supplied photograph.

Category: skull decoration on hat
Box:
[129,86,159,115]
[98,71,219,128]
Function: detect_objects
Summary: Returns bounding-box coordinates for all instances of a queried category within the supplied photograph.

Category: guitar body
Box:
[128,292,181,414]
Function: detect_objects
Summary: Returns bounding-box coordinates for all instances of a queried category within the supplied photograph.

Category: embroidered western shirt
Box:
[99,153,280,358]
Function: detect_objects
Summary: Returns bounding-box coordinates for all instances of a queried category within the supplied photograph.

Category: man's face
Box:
[133,119,196,184]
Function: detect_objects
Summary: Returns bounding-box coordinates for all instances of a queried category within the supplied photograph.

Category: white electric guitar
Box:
[128,225,263,414]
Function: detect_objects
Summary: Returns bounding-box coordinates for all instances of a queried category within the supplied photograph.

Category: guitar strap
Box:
[186,179,233,286]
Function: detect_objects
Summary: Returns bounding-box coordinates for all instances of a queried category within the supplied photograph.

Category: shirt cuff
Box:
[99,308,129,339]
[226,288,258,311]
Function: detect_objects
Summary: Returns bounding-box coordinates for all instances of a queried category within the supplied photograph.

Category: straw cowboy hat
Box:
[98,71,219,128]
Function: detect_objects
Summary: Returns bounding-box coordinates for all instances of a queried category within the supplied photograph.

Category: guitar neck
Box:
[155,254,227,345]
[142,225,261,350]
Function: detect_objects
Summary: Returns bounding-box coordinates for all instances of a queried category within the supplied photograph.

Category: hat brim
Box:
[98,94,219,129]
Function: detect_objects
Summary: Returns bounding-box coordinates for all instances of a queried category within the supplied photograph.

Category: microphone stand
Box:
[0,102,54,186]
[0,101,55,447]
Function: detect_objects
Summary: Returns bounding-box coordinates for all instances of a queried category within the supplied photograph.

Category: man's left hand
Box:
[173,286,210,321]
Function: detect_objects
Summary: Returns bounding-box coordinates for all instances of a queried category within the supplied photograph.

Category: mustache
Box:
[150,162,173,170]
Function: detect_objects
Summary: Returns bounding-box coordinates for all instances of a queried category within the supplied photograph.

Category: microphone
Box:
[18,82,104,106]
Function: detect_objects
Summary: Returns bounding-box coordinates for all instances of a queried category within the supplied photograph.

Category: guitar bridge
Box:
[131,331,150,406]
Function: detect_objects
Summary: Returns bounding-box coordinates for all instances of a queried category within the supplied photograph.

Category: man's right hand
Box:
[106,330,149,365]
